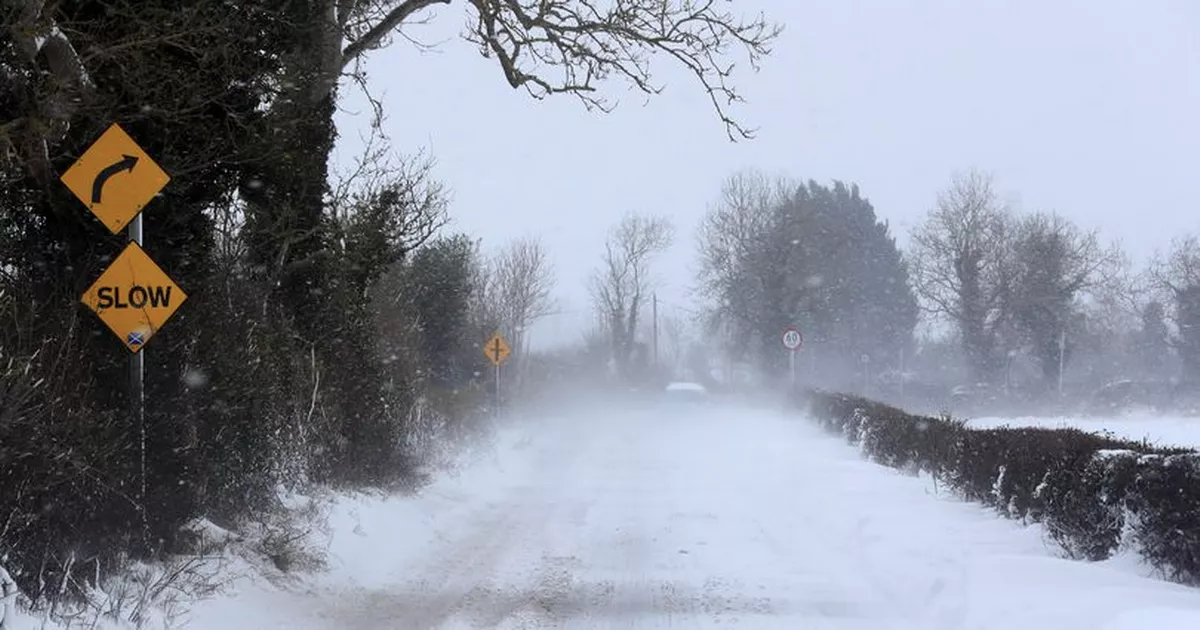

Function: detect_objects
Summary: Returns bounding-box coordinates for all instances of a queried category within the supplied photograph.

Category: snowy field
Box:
[13,403,1200,629]
[965,412,1200,450]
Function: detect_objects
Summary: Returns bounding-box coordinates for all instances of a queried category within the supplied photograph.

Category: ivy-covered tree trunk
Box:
[238,57,398,483]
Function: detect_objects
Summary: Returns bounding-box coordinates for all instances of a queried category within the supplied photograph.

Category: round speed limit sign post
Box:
[782,327,803,387]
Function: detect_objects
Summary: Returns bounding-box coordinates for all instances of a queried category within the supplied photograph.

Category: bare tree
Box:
[331,126,449,241]
[466,238,499,336]
[695,171,800,359]
[696,170,792,307]
[492,236,556,354]
[330,129,450,293]
[660,313,688,376]
[1006,211,1120,389]
[590,212,673,378]
[908,169,1013,384]
[1082,245,1142,335]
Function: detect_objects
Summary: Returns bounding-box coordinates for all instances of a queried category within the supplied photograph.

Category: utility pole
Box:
[861,353,871,394]
[652,292,659,369]
[520,327,533,390]
[1058,327,1066,396]
[724,317,733,385]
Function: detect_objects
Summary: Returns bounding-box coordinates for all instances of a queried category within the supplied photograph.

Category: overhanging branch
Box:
[342,0,452,67]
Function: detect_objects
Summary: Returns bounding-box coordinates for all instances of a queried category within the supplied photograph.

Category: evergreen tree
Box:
[1137,300,1172,380]
[698,172,917,381]
[401,235,480,388]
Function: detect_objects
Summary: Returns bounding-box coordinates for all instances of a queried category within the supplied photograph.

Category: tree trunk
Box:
[1176,288,1200,388]
[237,24,395,481]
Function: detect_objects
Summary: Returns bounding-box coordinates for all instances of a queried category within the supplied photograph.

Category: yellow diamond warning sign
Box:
[81,242,187,353]
[483,332,511,367]
[60,123,170,234]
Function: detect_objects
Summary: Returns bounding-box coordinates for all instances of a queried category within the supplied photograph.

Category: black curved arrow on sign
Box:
[91,154,139,204]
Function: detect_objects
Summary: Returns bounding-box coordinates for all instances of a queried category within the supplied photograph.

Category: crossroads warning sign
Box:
[81,242,187,353]
[483,332,511,367]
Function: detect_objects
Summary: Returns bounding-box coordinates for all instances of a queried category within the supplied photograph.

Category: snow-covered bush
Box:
[1126,452,1200,583]
[1034,449,1138,561]
[803,389,1200,585]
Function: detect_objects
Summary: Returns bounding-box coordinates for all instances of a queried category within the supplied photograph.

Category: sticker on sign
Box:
[782,328,803,350]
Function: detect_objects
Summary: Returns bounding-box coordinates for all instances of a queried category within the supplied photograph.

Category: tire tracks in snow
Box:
[318,420,589,628]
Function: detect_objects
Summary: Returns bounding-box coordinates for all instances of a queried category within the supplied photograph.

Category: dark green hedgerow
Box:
[800,389,1200,584]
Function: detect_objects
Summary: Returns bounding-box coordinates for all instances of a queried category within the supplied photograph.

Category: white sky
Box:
[332,0,1200,349]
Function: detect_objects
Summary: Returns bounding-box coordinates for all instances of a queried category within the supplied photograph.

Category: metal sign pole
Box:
[789,349,796,389]
[483,332,509,418]
[129,213,147,541]
[62,123,182,548]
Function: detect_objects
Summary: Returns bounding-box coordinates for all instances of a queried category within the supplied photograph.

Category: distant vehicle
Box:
[950,382,994,403]
[663,381,710,403]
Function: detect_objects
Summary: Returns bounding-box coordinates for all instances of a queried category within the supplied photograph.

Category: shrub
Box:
[1127,452,1200,583]
[802,389,1200,585]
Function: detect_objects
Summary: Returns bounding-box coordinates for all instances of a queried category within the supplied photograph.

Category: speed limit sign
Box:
[782,327,803,350]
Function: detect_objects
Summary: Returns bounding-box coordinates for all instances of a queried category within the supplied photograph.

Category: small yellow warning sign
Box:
[483,332,511,367]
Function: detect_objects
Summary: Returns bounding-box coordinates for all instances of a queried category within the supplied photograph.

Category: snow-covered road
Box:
[190,403,1200,629]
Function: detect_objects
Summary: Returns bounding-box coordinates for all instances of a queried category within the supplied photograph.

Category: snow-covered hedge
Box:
[801,389,1200,585]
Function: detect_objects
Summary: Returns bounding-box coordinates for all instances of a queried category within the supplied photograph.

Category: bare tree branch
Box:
[462,0,782,140]
[301,0,782,140]
[696,169,791,323]
[342,0,452,65]
[327,127,450,290]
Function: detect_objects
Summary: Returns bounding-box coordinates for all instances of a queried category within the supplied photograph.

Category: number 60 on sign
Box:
[782,328,803,351]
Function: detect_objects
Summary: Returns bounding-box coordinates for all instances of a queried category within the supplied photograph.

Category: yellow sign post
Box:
[80,242,187,353]
[64,121,178,541]
[483,332,511,414]
[60,123,170,234]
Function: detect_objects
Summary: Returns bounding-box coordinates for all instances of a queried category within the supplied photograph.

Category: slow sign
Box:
[80,242,187,352]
